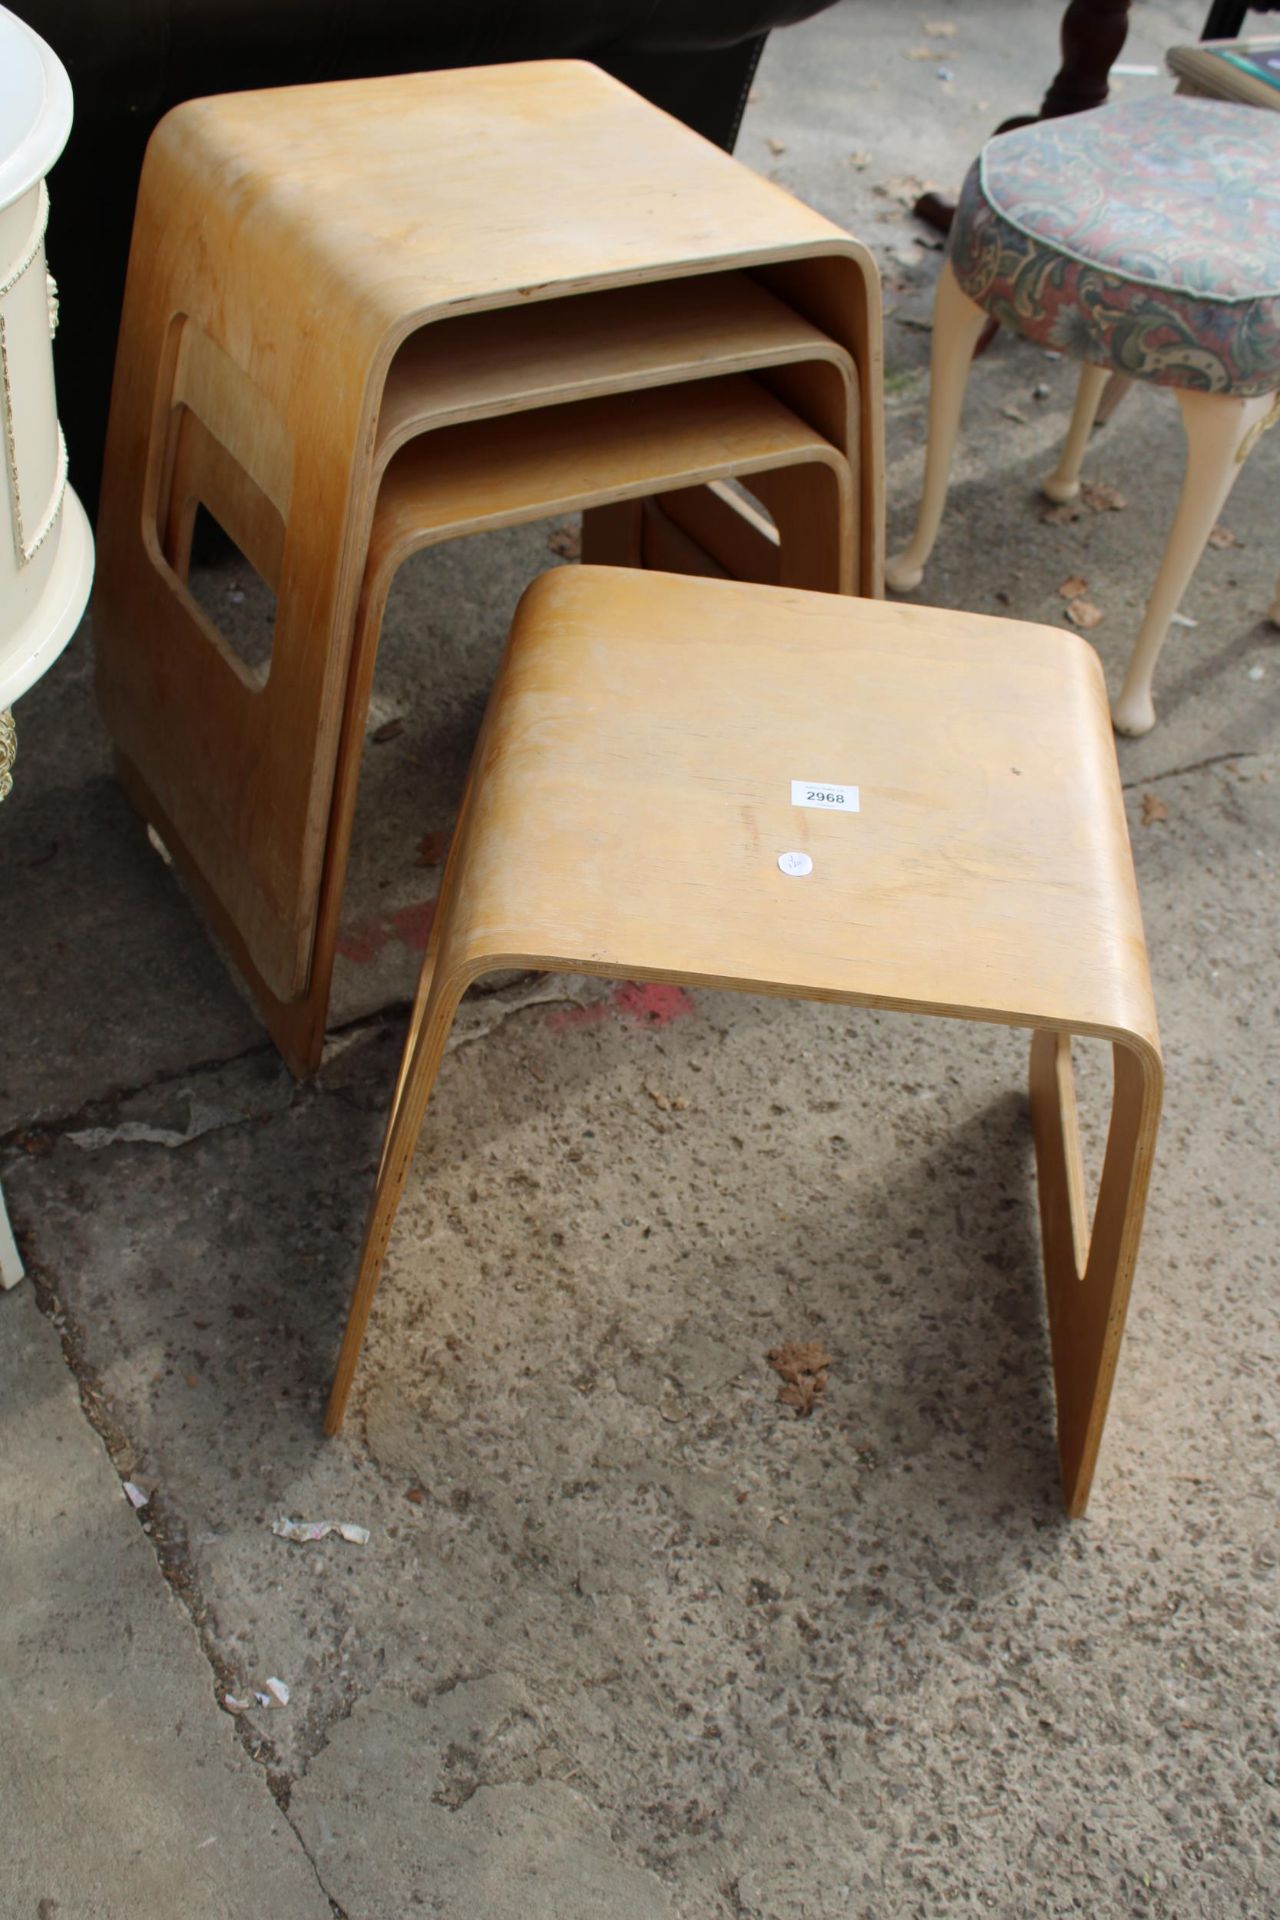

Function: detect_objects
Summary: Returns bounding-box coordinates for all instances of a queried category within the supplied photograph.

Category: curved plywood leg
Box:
[1029,1029,1162,1516]
[1042,361,1111,504]
[325,957,471,1434]
[749,461,852,594]
[1113,388,1274,737]
[885,262,989,593]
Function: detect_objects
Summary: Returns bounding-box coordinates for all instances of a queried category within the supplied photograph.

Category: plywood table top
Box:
[162,60,860,330]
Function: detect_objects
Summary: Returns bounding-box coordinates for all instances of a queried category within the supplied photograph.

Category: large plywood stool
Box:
[93,61,882,1070]
[326,567,1163,1519]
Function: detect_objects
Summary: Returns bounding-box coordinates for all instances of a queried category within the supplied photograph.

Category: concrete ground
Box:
[3,2,1277,1915]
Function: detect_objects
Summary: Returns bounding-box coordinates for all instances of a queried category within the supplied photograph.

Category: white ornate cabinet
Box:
[0,3,95,1285]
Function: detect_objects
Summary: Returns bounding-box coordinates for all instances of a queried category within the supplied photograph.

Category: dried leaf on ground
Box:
[1207,524,1240,549]
[547,524,581,559]
[1001,403,1028,424]
[778,1378,821,1415]
[1141,792,1169,826]
[1081,479,1127,512]
[415,830,450,867]
[904,47,935,60]
[849,150,872,168]
[371,718,404,744]
[1041,500,1082,526]
[924,18,958,34]
[1058,574,1089,599]
[1064,597,1104,630]
[766,136,787,156]
[767,1340,833,1418]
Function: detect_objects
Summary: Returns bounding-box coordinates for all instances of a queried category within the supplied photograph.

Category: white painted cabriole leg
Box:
[885,261,989,593]
[0,1178,24,1289]
[1113,388,1277,737]
[1042,361,1111,504]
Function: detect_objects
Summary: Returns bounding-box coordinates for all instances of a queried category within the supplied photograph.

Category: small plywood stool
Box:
[326,567,1163,1518]
[94,60,882,1071]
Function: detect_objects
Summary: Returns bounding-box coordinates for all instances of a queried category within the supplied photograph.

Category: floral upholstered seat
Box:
[950,96,1280,395]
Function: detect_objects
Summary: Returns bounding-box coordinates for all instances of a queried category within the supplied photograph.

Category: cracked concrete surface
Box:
[1,1279,333,1920]
[3,3,1278,1916]
[290,1677,676,1918]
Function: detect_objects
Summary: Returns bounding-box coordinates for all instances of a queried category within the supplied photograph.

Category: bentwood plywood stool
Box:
[326,567,1163,1518]
[93,61,882,1075]
[886,96,1280,737]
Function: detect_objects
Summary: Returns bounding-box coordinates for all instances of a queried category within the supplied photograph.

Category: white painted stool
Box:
[887,96,1280,736]
[0,4,95,1286]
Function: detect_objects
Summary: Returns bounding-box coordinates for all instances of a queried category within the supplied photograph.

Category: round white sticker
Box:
[778,850,813,877]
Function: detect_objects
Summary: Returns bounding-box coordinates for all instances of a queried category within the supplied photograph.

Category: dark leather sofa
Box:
[13,1,839,509]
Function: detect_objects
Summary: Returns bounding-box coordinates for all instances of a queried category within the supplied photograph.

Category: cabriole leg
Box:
[1043,360,1111,503]
[1113,388,1274,737]
[885,262,989,593]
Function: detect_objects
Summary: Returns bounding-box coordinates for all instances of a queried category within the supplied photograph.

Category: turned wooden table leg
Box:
[1037,0,1133,119]
[914,0,1133,236]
